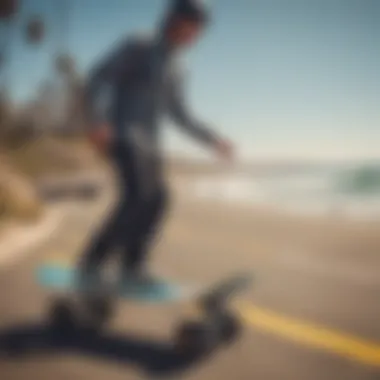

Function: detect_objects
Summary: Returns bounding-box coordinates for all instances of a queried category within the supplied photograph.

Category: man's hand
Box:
[213,138,234,162]
[87,124,113,154]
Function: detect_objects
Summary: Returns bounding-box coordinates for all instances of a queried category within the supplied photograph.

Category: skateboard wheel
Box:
[217,312,242,344]
[174,321,218,356]
[49,298,77,331]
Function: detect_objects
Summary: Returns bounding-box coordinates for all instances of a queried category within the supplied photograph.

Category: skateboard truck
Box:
[198,273,253,314]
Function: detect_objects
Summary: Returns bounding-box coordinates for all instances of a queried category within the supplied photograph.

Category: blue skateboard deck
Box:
[36,263,192,303]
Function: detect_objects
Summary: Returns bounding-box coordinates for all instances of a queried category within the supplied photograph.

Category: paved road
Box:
[0,180,379,380]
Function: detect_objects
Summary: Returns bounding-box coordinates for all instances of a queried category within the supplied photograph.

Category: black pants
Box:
[79,140,168,274]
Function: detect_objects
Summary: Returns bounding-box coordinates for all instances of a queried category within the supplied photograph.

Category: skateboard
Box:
[36,262,253,355]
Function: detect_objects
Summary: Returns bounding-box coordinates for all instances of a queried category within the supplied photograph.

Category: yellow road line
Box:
[235,301,380,367]
[42,258,380,367]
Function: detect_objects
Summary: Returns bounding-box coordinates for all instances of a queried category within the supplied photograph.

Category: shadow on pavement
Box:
[0,322,207,377]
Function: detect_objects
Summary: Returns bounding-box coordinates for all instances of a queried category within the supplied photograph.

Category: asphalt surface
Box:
[0,180,379,380]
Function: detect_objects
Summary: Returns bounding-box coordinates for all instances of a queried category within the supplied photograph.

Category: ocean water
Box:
[185,164,380,220]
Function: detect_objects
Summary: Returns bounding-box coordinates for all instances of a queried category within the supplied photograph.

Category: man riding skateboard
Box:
[80,0,234,295]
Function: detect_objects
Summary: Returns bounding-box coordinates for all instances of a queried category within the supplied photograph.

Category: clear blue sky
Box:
[4,0,380,160]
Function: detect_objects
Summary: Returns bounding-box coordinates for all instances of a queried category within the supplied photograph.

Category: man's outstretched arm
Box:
[167,71,234,159]
[167,71,218,146]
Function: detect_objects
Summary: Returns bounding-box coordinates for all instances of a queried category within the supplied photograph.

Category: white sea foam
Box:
[185,166,380,221]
